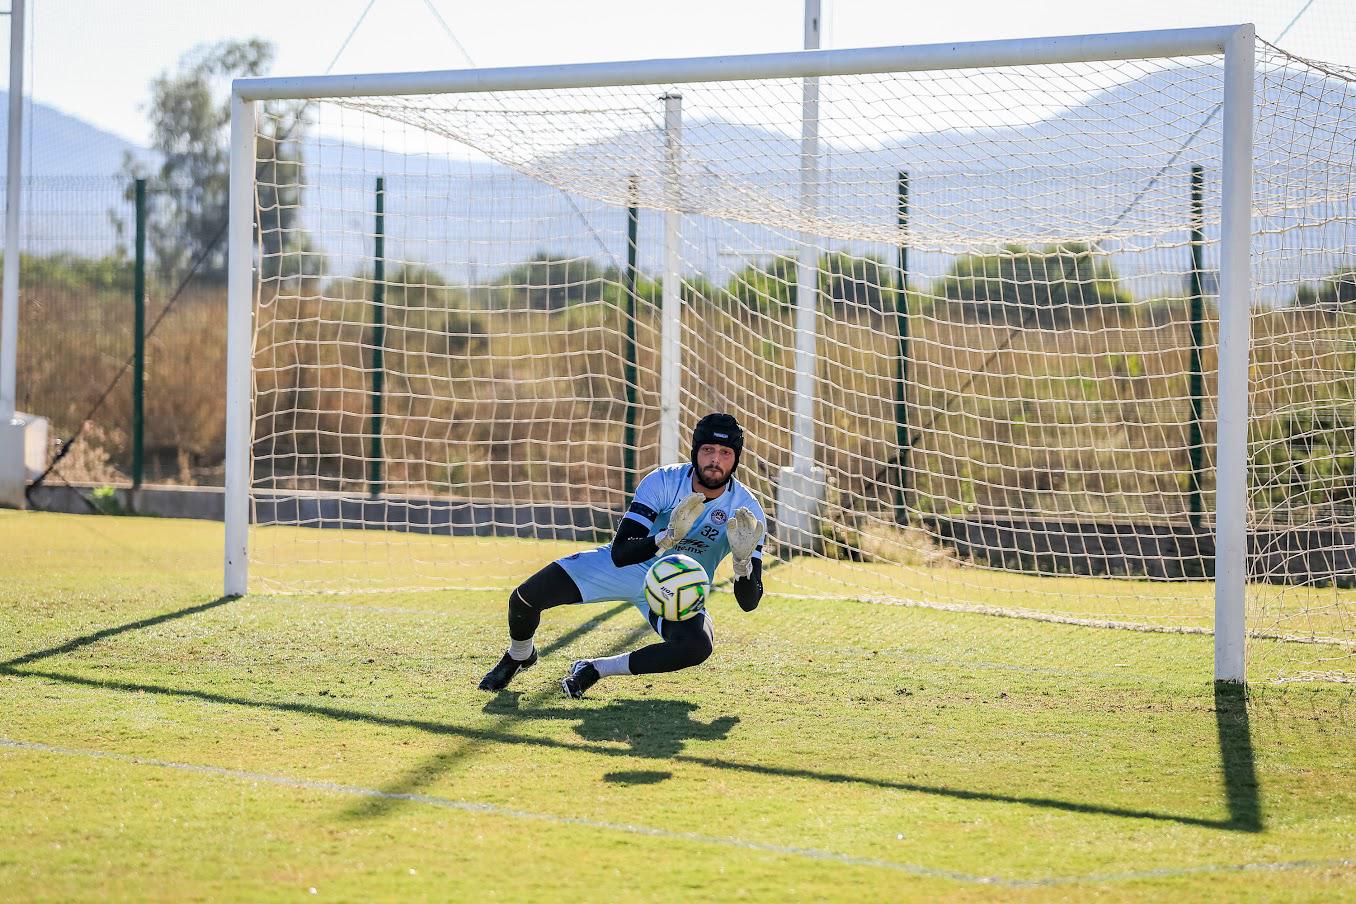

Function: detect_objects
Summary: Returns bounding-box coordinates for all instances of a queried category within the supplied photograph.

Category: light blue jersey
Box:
[556,464,766,629]
[623,463,766,579]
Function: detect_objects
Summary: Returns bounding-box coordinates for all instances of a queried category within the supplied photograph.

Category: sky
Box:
[0,0,1351,149]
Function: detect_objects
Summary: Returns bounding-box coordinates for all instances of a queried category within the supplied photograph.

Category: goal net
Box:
[231,29,1356,684]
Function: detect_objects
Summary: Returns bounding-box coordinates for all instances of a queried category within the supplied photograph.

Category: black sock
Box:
[508,590,540,643]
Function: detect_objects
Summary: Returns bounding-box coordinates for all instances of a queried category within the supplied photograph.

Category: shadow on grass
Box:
[0,595,239,669]
[483,693,739,787]
[602,770,673,785]
[1,595,1264,832]
[483,694,739,759]
[342,603,654,819]
[1215,682,1263,832]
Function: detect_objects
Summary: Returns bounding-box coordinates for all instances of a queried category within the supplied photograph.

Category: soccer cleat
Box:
[477,648,538,691]
[560,660,601,699]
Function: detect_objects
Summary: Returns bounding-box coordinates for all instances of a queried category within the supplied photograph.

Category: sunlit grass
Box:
[1,510,1353,902]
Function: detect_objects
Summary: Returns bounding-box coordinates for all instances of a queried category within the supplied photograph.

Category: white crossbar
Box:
[232,25,1246,102]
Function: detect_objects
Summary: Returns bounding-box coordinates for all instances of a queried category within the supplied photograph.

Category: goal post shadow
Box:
[343,602,650,821]
[1214,681,1262,832]
[0,595,239,670]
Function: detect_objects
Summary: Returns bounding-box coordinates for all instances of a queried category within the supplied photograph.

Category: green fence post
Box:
[1188,165,1206,532]
[367,176,386,498]
[132,177,147,497]
[893,170,911,524]
[623,177,640,499]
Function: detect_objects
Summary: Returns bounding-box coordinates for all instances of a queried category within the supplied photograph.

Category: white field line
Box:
[244,597,471,618]
[253,587,1351,649]
[254,584,514,598]
[2,737,1351,888]
[242,598,633,633]
[768,591,1354,647]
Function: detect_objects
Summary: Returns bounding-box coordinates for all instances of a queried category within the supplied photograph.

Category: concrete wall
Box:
[28,482,226,520]
[1,413,50,509]
[0,419,23,508]
[928,516,1356,587]
[27,482,616,542]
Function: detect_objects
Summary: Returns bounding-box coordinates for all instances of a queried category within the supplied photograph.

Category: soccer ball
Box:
[644,554,710,622]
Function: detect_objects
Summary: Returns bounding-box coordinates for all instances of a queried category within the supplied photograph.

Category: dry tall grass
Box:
[22,273,1355,533]
[20,281,226,484]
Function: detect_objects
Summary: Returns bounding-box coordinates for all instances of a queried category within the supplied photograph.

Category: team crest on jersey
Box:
[712,509,727,525]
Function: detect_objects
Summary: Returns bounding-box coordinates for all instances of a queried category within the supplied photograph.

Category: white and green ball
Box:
[644,554,710,621]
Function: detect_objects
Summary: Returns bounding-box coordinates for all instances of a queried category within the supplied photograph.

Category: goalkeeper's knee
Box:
[507,563,580,643]
[664,616,714,669]
[629,615,714,675]
[511,562,582,611]
[509,586,535,612]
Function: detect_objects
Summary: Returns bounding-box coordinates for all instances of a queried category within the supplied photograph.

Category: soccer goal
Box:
[224,24,1356,685]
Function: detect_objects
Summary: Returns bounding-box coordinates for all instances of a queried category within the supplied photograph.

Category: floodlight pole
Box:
[774,0,830,555]
[0,0,22,425]
[0,0,26,510]
[224,92,255,597]
[1214,24,1255,684]
[660,92,682,465]
[792,0,821,474]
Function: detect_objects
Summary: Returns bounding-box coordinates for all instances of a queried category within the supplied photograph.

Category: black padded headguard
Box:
[691,412,744,482]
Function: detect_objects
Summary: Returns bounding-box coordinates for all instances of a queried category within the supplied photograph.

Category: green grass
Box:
[1,510,1353,901]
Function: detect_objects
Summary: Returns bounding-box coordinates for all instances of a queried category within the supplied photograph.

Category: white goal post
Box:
[225,26,1262,680]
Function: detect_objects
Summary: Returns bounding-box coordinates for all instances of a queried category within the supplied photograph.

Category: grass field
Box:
[2,509,1353,901]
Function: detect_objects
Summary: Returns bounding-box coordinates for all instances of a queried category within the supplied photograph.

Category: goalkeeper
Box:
[478,412,767,699]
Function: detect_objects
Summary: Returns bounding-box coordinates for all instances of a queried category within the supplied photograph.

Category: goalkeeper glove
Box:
[655,493,706,551]
[728,506,765,579]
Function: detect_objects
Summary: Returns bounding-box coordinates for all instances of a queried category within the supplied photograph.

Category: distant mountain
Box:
[0,93,158,256]
[341,59,1352,303]
[0,91,154,179]
[4,58,1352,305]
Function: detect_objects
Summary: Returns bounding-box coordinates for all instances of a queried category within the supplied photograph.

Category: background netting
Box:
[246,42,1355,683]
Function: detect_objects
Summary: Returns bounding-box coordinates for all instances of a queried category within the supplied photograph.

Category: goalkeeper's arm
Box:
[727,506,765,611]
[611,493,705,568]
[733,558,763,611]
[610,517,660,568]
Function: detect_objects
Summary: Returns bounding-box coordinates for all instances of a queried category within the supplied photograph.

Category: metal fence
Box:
[13,176,228,488]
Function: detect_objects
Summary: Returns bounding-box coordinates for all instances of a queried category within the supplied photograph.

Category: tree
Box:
[1,252,133,294]
[1294,267,1356,310]
[934,242,1129,328]
[725,255,797,314]
[255,104,322,285]
[121,39,319,284]
[724,252,892,316]
[820,251,890,314]
[494,253,609,310]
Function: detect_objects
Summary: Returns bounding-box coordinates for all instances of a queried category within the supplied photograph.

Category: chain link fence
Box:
[12,176,227,488]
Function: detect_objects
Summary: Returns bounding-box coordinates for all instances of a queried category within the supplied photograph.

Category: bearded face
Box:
[694,443,736,489]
